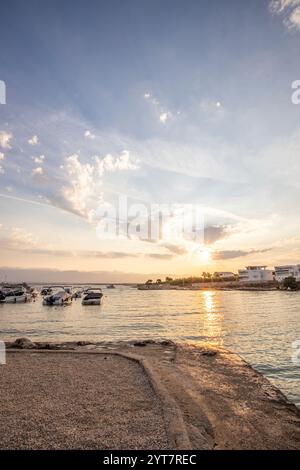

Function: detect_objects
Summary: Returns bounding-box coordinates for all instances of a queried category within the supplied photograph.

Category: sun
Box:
[200,248,212,262]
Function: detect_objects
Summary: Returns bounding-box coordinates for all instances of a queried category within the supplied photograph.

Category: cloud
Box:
[270,0,300,30]
[144,92,174,124]
[0,152,4,174]
[212,248,272,260]
[146,253,174,260]
[0,227,39,252]
[0,230,174,260]
[159,112,172,124]
[0,131,12,149]
[84,130,95,140]
[32,166,43,176]
[60,153,95,217]
[160,242,188,255]
[204,225,229,245]
[57,150,139,218]
[11,227,38,246]
[28,135,39,146]
[32,155,45,164]
[199,99,226,121]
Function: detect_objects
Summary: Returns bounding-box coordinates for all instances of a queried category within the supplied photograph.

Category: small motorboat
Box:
[106,284,115,289]
[43,286,72,306]
[41,286,53,296]
[1,286,32,303]
[64,286,73,295]
[72,287,84,299]
[82,288,103,306]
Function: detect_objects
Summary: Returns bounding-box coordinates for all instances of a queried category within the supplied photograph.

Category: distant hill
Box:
[0,266,169,285]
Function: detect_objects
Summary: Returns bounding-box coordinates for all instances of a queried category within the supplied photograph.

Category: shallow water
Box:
[1,287,300,406]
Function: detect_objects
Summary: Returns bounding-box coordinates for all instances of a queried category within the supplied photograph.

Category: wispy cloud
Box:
[160,242,188,255]
[0,152,4,174]
[28,135,39,146]
[147,253,174,260]
[0,131,12,149]
[32,155,45,164]
[213,248,272,260]
[143,91,175,124]
[270,0,300,30]
[0,227,175,260]
[84,129,95,140]
[31,166,44,176]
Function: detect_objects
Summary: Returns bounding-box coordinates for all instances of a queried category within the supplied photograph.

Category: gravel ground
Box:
[0,352,169,449]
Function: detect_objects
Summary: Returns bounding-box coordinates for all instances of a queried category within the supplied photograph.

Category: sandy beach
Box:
[1,339,300,450]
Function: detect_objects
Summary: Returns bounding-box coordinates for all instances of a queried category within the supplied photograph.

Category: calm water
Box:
[0,287,300,406]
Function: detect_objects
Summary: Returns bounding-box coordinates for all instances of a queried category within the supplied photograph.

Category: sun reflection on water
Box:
[201,290,224,346]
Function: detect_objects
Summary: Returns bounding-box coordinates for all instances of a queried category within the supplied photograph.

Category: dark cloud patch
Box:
[146,253,174,260]
[160,243,188,255]
[204,225,228,245]
[213,248,272,260]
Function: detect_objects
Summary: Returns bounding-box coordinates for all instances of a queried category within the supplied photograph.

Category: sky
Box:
[1,0,300,282]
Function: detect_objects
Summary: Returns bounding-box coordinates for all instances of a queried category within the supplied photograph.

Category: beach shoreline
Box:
[1,338,300,450]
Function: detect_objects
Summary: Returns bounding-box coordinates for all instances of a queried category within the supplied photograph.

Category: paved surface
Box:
[0,352,169,449]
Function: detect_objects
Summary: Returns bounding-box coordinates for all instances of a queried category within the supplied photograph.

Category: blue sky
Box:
[1,0,300,281]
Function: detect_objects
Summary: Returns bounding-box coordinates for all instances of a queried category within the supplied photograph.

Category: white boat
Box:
[41,286,53,296]
[0,286,32,303]
[72,287,84,299]
[64,286,73,295]
[82,288,103,306]
[43,286,72,306]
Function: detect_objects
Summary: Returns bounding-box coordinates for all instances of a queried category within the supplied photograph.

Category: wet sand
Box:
[1,339,300,450]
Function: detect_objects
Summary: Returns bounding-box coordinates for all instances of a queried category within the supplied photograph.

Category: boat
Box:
[106,284,115,289]
[43,286,72,306]
[82,288,103,306]
[0,286,32,303]
[64,286,73,295]
[41,286,53,296]
[72,287,84,299]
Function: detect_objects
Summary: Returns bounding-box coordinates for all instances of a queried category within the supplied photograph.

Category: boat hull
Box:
[5,294,31,303]
[43,295,72,306]
[82,298,103,306]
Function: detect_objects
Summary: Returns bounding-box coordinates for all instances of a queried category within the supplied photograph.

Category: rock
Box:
[133,341,147,347]
[11,338,36,349]
[200,349,217,357]
[160,340,173,346]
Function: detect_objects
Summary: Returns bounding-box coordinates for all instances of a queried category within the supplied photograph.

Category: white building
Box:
[238,266,274,283]
[213,272,235,280]
[274,265,300,282]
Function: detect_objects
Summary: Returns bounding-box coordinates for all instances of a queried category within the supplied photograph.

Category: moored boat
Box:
[41,286,53,296]
[82,288,103,306]
[43,286,72,306]
[72,287,84,299]
[0,286,32,303]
